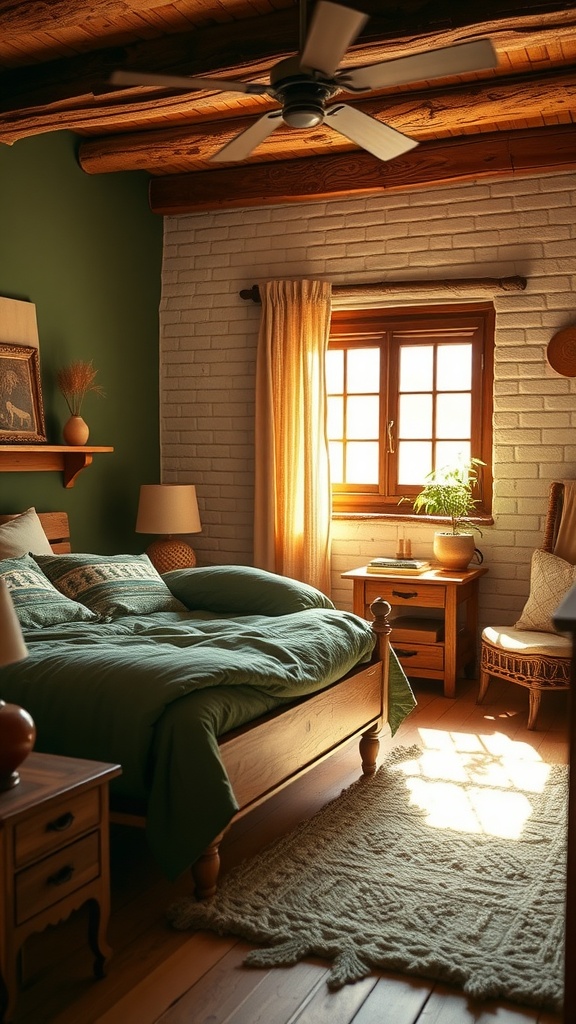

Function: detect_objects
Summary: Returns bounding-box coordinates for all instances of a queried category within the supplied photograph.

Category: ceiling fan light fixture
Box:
[282,103,325,128]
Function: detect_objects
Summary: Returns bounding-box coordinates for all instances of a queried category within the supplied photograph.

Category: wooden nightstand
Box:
[0,752,121,1024]
[342,564,488,698]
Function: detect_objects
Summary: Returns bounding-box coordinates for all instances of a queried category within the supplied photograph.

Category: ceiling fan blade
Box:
[300,1,368,76]
[109,69,274,97]
[210,112,283,163]
[340,38,498,92]
[325,104,418,161]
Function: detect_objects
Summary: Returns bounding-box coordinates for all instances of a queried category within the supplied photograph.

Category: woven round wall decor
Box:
[547,327,576,377]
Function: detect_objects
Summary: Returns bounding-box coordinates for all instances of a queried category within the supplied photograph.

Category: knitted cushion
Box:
[33,552,186,619]
[515,549,576,633]
[0,554,98,629]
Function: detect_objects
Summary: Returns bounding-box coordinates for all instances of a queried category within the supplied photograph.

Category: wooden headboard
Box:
[0,511,72,553]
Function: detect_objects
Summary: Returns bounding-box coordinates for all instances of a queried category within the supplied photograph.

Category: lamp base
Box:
[146,537,197,574]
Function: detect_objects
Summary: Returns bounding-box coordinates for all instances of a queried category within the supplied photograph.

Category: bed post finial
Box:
[370,597,392,661]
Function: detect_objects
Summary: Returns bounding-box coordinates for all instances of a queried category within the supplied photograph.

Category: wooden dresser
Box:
[0,752,121,1023]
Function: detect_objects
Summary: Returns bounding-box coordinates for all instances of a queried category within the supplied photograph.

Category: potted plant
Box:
[410,457,484,570]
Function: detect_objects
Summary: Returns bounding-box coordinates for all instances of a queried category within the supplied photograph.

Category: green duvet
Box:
[0,566,415,879]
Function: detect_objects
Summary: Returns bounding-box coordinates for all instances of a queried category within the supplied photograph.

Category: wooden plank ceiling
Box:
[1,0,575,213]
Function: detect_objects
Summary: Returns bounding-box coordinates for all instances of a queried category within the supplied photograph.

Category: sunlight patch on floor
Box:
[392,727,551,840]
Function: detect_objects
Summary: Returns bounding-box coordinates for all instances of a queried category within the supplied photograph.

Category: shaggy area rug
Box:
[168,743,566,1011]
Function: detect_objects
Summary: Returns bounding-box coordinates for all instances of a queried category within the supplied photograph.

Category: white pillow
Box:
[0,507,53,558]
[515,548,576,633]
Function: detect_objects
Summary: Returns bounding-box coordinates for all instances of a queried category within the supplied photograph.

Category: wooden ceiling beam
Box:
[0,0,171,35]
[77,68,576,175]
[1,1,574,117]
[1,0,570,41]
[148,125,576,214]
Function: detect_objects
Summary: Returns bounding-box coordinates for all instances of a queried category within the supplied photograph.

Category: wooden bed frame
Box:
[5,511,392,898]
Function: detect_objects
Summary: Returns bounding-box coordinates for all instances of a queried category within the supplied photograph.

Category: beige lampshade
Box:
[136,484,202,536]
[136,484,202,574]
[0,578,28,668]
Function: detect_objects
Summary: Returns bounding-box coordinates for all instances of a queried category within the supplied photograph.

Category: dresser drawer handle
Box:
[392,589,418,600]
[47,865,75,887]
[46,812,75,833]
[395,648,418,658]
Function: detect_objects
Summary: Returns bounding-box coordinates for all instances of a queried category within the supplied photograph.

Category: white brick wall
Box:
[160,171,576,630]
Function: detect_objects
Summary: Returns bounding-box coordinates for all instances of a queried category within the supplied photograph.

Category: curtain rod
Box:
[239,276,527,303]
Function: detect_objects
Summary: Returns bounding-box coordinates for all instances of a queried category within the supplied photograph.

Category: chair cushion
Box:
[514,548,576,633]
[482,625,572,657]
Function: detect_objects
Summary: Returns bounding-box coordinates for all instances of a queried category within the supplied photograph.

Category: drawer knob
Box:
[395,648,418,658]
[392,589,418,600]
[46,812,75,833]
[47,865,75,887]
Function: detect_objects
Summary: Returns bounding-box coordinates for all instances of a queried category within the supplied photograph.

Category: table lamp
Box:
[0,578,35,791]
[136,483,202,574]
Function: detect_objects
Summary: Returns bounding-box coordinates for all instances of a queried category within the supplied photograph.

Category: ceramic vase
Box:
[63,414,89,446]
[0,700,36,790]
[433,531,476,571]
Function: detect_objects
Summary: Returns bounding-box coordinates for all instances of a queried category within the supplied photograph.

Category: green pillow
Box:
[0,554,98,629]
[34,552,186,619]
[163,564,334,615]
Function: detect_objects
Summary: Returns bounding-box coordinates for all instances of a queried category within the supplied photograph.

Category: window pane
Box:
[437,344,472,390]
[345,442,379,483]
[398,441,432,485]
[347,348,379,393]
[327,396,343,438]
[399,394,433,439]
[347,395,379,439]
[436,393,471,438]
[329,441,343,483]
[326,349,343,393]
[436,441,471,469]
[399,345,433,392]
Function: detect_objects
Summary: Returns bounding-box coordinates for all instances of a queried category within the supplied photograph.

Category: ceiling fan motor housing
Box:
[271,56,339,128]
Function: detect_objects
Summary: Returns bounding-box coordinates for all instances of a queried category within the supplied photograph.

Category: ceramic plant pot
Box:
[63,415,89,446]
[433,531,476,571]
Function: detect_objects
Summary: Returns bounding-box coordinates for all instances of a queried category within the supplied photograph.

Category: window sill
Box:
[332,511,494,527]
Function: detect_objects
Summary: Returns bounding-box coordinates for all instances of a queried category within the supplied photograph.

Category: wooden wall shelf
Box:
[0,445,114,488]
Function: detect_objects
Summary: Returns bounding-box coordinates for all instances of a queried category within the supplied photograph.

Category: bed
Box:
[0,508,416,897]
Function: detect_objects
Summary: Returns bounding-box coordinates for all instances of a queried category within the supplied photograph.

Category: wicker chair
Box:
[477,481,573,730]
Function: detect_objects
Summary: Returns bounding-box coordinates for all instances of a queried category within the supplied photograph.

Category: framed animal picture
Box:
[0,343,46,442]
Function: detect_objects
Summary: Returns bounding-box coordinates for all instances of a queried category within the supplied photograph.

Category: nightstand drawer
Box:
[364,580,445,609]
[392,642,444,673]
[15,832,100,925]
[14,788,100,868]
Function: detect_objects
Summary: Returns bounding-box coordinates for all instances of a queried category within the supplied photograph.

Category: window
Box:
[326,303,494,515]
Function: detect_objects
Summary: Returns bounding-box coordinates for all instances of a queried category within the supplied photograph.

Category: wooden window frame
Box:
[328,301,494,517]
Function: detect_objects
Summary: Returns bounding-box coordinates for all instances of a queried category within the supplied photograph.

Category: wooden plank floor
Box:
[9,675,568,1024]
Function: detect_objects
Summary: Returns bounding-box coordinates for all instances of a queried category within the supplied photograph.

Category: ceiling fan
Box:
[110,0,497,165]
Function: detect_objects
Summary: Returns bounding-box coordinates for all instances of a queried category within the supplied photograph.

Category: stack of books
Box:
[366,556,431,575]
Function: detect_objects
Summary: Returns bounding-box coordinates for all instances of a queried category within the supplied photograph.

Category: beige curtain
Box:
[253,279,333,594]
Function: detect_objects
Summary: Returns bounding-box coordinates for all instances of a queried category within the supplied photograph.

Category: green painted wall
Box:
[0,131,163,551]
